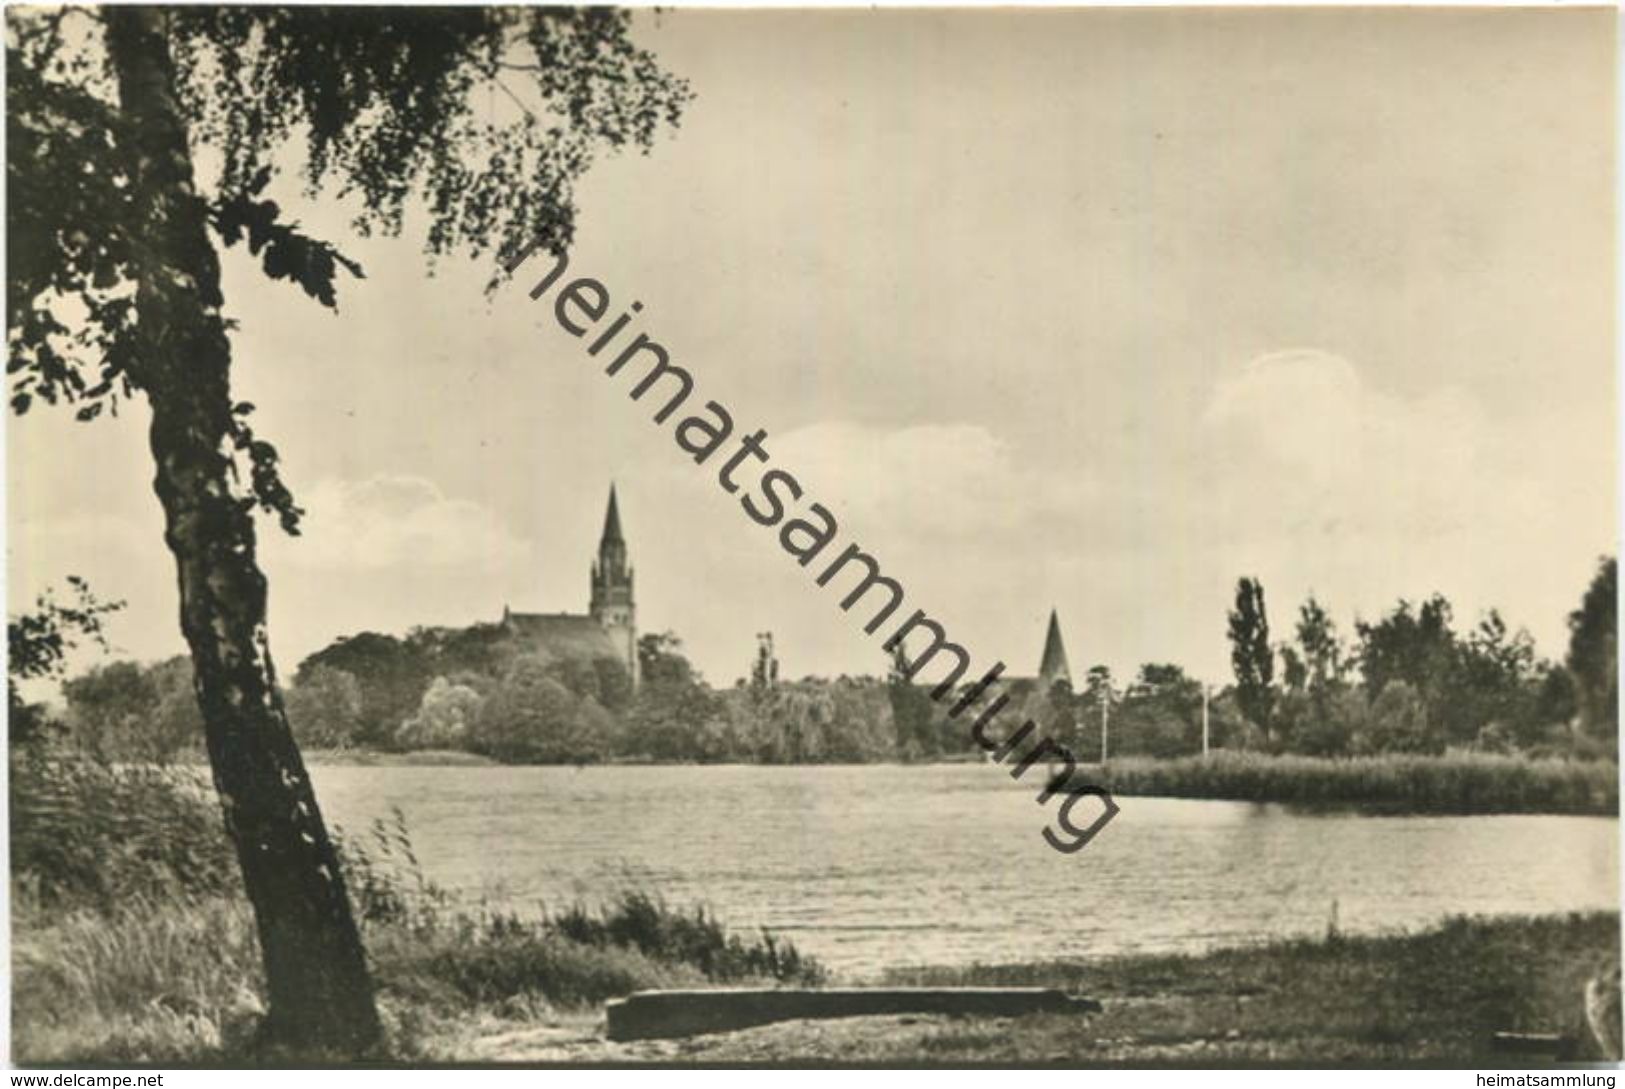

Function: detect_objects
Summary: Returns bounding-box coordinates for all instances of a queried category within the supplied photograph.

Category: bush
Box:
[1358,681,1444,755]
[395,676,482,751]
[471,659,603,763]
[284,664,366,750]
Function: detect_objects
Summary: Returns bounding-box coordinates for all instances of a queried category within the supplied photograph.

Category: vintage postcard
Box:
[6,3,1619,1073]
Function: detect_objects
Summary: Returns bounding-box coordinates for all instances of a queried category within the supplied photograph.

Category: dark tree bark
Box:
[102,7,382,1055]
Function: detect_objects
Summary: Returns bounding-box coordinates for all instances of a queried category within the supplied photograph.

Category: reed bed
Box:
[1098,751,1618,814]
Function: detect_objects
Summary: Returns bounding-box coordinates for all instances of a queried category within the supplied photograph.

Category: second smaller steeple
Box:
[1038,608,1073,689]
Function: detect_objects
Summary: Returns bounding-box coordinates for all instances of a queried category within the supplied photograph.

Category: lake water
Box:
[309,763,1620,978]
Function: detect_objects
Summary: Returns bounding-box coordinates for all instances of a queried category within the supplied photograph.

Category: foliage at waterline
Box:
[1098,751,1618,815]
[35,558,1616,771]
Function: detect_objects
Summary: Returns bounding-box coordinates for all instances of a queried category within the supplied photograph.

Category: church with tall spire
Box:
[501,486,639,688]
[588,485,637,685]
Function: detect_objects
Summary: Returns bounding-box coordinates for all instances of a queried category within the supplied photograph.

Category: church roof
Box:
[504,611,622,663]
[1039,609,1072,687]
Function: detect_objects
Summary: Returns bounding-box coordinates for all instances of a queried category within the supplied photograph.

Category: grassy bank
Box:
[545,912,1617,1065]
[876,913,1621,1064]
[16,884,1617,1064]
[12,881,824,1064]
[1097,752,1618,815]
[9,757,821,1063]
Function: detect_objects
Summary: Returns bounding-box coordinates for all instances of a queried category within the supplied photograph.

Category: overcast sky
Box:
[9,7,1616,690]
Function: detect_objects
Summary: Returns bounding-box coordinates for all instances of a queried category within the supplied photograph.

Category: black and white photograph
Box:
[5,2,1620,1071]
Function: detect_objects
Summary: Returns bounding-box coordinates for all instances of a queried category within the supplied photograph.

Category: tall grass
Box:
[1099,751,1618,814]
[10,756,826,1063]
[9,753,239,908]
[12,893,265,1063]
[552,891,825,987]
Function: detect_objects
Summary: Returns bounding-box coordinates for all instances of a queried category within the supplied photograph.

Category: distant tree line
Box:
[1217,557,1616,760]
[36,557,1616,766]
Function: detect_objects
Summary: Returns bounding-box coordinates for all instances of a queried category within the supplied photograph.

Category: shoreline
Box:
[292,749,1620,818]
[453,911,1622,1063]
[14,896,1618,1064]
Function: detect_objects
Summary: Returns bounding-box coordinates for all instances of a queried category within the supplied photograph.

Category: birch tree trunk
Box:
[102,6,382,1054]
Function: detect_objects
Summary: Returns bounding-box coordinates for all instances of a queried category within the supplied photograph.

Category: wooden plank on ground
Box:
[1491,1031,1575,1059]
[604,987,1102,1041]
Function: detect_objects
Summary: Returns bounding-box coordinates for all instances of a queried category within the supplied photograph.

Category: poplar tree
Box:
[8,6,690,1053]
[1227,576,1275,741]
[1566,556,1618,748]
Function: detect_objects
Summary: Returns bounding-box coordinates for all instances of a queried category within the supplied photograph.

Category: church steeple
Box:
[602,484,624,547]
[594,484,629,581]
[590,485,637,687]
[1039,608,1072,689]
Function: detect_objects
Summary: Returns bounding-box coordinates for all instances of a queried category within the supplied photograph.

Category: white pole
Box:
[1100,688,1109,765]
[1202,683,1210,756]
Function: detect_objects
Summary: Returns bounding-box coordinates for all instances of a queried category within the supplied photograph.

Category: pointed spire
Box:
[1039,608,1072,687]
[601,484,623,545]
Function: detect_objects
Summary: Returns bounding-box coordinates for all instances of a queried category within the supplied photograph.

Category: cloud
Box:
[765,421,1102,549]
[1160,348,1610,668]
[270,475,529,572]
[1196,348,1485,541]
